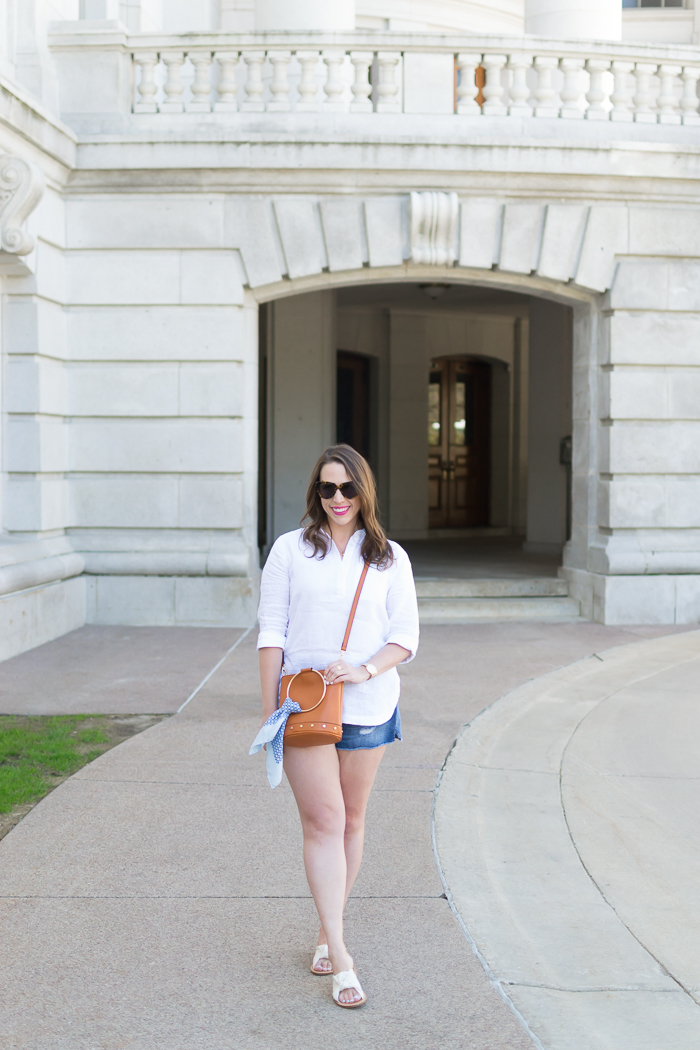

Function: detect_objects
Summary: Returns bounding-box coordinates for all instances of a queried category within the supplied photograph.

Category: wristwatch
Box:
[363,663,378,678]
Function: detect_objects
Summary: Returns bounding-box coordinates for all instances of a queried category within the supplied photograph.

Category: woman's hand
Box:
[323,658,370,685]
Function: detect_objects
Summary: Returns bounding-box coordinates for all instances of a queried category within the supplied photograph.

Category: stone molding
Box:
[410,191,458,266]
[231,193,625,295]
[0,153,45,256]
[81,552,250,576]
[0,537,250,605]
[0,538,84,599]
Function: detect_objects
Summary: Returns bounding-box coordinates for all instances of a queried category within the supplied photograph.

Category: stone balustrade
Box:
[127,33,700,124]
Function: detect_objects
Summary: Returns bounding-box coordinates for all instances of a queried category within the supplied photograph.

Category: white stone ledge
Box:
[81,552,248,576]
[0,554,84,598]
[54,28,700,61]
[0,72,77,172]
[597,552,700,575]
[68,526,247,552]
[0,536,75,569]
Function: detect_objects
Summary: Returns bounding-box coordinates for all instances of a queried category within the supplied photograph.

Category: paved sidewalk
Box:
[0,625,244,715]
[0,622,691,1049]
[437,629,700,1050]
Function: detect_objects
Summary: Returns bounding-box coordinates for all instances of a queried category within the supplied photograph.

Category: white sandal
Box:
[332,968,367,1008]
[310,944,331,975]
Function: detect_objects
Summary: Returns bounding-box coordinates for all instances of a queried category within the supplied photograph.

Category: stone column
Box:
[268,291,336,542]
[524,0,621,41]
[255,0,354,31]
[586,257,700,624]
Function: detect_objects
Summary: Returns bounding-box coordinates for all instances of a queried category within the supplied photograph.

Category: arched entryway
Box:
[255,274,580,621]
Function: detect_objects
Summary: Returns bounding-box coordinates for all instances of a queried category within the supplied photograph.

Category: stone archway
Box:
[252,269,585,623]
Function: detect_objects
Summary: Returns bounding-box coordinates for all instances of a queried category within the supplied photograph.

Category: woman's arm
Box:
[259,646,284,720]
[324,642,411,686]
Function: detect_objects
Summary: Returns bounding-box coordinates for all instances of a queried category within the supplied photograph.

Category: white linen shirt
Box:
[257,528,419,726]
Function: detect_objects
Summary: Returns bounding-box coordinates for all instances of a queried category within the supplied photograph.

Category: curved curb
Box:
[430,763,547,1050]
[433,630,700,1050]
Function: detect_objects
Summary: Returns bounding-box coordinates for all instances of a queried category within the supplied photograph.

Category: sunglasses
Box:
[316,481,359,500]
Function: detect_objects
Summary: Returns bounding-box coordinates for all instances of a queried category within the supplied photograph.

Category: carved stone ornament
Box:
[410,191,458,266]
[0,153,45,256]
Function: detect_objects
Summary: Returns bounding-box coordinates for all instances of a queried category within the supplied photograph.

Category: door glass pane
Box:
[428,372,441,446]
[455,372,475,446]
[453,377,466,446]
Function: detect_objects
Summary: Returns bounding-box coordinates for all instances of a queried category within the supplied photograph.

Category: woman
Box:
[254,444,419,1008]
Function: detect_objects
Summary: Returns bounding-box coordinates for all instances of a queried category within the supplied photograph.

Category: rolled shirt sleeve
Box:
[385,543,420,662]
[257,536,290,650]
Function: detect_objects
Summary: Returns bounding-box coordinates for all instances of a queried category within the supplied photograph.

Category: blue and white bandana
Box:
[248,697,302,788]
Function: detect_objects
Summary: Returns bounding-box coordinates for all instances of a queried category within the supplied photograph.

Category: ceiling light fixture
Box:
[419,283,451,299]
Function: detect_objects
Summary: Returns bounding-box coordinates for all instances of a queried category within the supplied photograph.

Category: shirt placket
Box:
[334,538,361,657]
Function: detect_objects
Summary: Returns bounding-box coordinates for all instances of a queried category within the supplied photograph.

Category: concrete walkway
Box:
[437,629,700,1050]
[0,621,693,1049]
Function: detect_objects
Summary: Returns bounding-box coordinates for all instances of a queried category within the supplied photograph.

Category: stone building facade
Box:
[1,0,700,659]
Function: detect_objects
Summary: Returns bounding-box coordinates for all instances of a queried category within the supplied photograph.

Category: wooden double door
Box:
[428,357,490,528]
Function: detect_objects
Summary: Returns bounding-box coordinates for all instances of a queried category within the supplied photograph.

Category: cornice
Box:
[0,74,77,177]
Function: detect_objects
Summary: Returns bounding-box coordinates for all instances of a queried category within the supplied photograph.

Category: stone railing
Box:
[127,32,700,124]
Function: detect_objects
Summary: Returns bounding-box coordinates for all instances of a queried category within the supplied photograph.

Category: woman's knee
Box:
[344,804,366,837]
[302,802,346,840]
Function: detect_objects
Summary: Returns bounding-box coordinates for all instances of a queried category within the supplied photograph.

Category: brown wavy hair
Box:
[302,445,394,568]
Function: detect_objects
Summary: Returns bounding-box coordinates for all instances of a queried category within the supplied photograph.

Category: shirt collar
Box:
[320,527,366,549]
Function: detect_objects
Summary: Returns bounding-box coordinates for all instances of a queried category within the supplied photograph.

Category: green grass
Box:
[0,715,109,814]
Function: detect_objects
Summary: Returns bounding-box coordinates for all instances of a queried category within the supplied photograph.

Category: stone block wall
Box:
[564,244,700,624]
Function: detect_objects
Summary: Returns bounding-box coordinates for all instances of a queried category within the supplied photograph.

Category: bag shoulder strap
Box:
[340,561,370,653]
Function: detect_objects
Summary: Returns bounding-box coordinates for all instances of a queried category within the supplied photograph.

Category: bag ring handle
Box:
[285,668,328,713]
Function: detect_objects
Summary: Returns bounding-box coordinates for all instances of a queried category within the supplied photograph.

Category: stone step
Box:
[415,577,569,599]
[415,576,581,623]
[418,595,582,624]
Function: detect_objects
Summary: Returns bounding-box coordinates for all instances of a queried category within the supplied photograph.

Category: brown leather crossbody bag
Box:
[280,562,370,747]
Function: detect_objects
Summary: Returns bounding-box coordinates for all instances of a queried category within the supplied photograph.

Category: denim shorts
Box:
[336,704,402,751]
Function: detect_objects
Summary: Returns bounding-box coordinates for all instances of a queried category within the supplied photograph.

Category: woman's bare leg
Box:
[316,746,386,966]
[283,743,363,1004]
[339,745,387,897]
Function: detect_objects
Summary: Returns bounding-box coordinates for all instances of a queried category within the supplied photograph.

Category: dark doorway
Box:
[428,356,491,528]
[337,351,371,461]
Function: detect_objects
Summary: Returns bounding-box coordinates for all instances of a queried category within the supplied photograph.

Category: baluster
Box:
[133,51,159,113]
[214,51,240,112]
[681,65,700,125]
[633,62,658,123]
[187,51,213,112]
[349,51,373,112]
[456,53,481,115]
[481,54,507,115]
[323,50,347,111]
[609,60,634,122]
[507,53,532,116]
[559,57,585,119]
[160,51,186,113]
[533,55,558,117]
[296,51,320,111]
[376,52,401,112]
[267,50,292,111]
[240,50,266,112]
[657,63,681,124]
[585,58,610,120]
